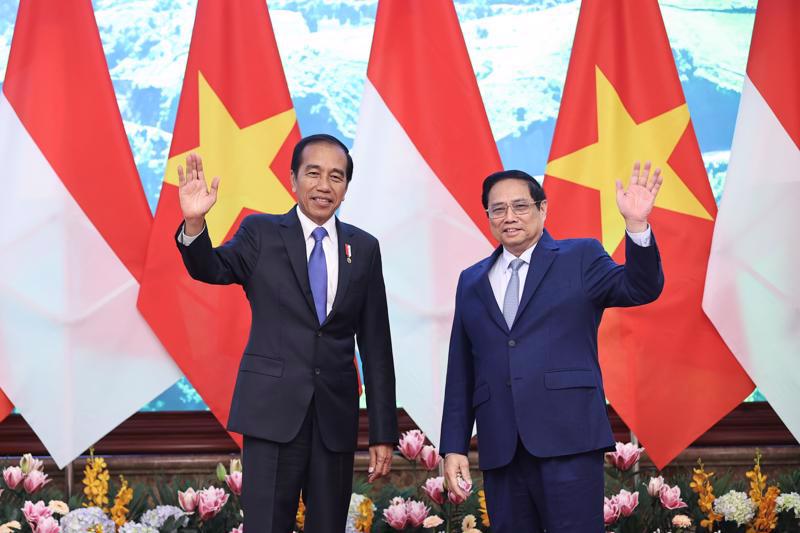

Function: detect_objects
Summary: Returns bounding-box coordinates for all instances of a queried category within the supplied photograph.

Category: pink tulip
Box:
[228,525,243,533]
[605,442,644,471]
[23,471,50,494]
[615,489,639,517]
[22,501,52,528]
[178,487,198,512]
[447,477,472,505]
[604,497,620,525]
[397,429,426,461]
[33,516,61,533]
[647,475,665,497]
[659,485,688,510]
[417,445,441,471]
[225,471,242,496]
[383,498,408,530]
[3,466,25,490]
[197,487,229,521]
[405,500,429,527]
[422,476,446,505]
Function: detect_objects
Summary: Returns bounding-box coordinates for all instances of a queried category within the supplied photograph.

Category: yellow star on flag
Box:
[545,66,712,253]
[164,72,297,246]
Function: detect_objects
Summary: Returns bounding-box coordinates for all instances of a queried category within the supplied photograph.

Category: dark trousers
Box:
[241,401,354,533]
[482,440,605,533]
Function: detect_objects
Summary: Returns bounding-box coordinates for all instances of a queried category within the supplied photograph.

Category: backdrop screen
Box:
[0,0,762,410]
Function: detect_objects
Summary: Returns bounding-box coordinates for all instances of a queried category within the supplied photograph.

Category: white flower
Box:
[59,507,117,533]
[777,491,800,518]
[118,522,159,533]
[713,490,757,526]
[140,505,189,528]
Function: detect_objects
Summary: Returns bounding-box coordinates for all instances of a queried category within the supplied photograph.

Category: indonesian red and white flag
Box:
[0,0,181,467]
[345,0,502,445]
[704,0,800,441]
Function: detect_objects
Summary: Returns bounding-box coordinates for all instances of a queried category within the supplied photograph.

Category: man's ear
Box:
[290,171,297,193]
[539,199,548,218]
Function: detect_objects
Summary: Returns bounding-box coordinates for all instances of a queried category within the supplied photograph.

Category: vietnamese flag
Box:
[137,0,301,442]
[544,0,754,468]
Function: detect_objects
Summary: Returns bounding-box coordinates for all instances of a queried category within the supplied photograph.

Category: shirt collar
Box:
[500,240,537,270]
[296,205,337,242]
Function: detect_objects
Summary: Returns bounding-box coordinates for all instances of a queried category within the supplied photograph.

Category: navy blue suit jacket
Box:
[439,229,663,470]
[177,208,398,452]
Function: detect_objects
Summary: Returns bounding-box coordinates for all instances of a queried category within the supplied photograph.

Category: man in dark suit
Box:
[175,134,397,532]
[440,164,664,532]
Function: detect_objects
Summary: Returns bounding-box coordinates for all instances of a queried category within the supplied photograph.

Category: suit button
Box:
[316,331,323,337]
[508,339,516,347]
[506,380,512,387]
[314,368,321,375]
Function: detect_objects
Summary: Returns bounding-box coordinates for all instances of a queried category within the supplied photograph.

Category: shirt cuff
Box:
[178,222,206,246]
[625,225,652,247]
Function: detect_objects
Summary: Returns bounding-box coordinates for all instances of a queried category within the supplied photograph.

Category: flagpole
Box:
[65,460,74,499]
[630,431,640,488]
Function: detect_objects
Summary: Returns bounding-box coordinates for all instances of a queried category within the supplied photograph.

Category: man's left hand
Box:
[616,161,663,232]
[368,444,394,483]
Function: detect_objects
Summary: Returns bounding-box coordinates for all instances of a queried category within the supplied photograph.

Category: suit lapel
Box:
[475,247,509,333]
[278,208,317,320]
[514,230,558,324]
[324,218,354,325]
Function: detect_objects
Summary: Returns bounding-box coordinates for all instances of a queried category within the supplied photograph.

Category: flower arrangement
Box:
[3,444,800,532]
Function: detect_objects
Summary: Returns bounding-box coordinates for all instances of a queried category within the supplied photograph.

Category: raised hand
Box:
[615,161,663,232]
[178,152,220,234]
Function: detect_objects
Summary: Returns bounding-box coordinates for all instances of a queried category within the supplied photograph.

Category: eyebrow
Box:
[304,164,345,175]
[489,198,532,206]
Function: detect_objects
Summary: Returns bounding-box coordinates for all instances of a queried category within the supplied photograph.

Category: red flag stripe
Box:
[367,1,502,243]
[2,0,152,281]
[746,0,800,149]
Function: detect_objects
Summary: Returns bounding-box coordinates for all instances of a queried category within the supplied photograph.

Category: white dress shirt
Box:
[295,206,338,316]
[178,206,339,316]
[488,227,652,309]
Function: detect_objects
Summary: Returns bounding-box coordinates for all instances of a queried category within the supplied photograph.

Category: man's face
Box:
[291,142,349,225]
[486,178,547,256]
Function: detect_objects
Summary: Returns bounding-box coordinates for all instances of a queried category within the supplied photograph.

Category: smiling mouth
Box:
[503,227,522,235]
[311,196,333,207]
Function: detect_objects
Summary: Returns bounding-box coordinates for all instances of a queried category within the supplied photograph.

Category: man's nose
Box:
[317,175,332,191]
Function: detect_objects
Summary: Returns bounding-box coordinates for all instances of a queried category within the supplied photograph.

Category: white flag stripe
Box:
[346,80,493,446]
[0,94,181,467]
[704,75,800,442]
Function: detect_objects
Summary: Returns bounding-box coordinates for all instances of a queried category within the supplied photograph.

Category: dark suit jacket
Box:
[176,207,398,452]
[439,229,663,470]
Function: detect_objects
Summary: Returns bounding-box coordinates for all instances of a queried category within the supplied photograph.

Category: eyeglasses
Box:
[486,200,542,219]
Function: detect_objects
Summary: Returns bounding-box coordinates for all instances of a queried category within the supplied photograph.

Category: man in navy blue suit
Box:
[175,135,397,532]
[440,164,664,532]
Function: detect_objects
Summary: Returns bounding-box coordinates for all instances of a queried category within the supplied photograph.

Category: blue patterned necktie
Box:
[308,227,328,324]
[502,258,525,329]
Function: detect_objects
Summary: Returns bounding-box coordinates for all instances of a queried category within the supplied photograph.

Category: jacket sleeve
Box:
[582,232,665,308]
[439,272,475,456]
[175,216,260,286]
[355,241,399,445]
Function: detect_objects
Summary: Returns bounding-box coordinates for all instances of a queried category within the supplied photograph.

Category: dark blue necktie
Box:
[308,227,328,324]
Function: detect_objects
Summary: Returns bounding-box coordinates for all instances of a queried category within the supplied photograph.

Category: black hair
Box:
[481,169,546,209]
[291,133,354,182]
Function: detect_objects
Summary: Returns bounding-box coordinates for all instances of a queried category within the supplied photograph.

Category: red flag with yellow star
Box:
[137,0,300,444]
[544,0,754,468]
